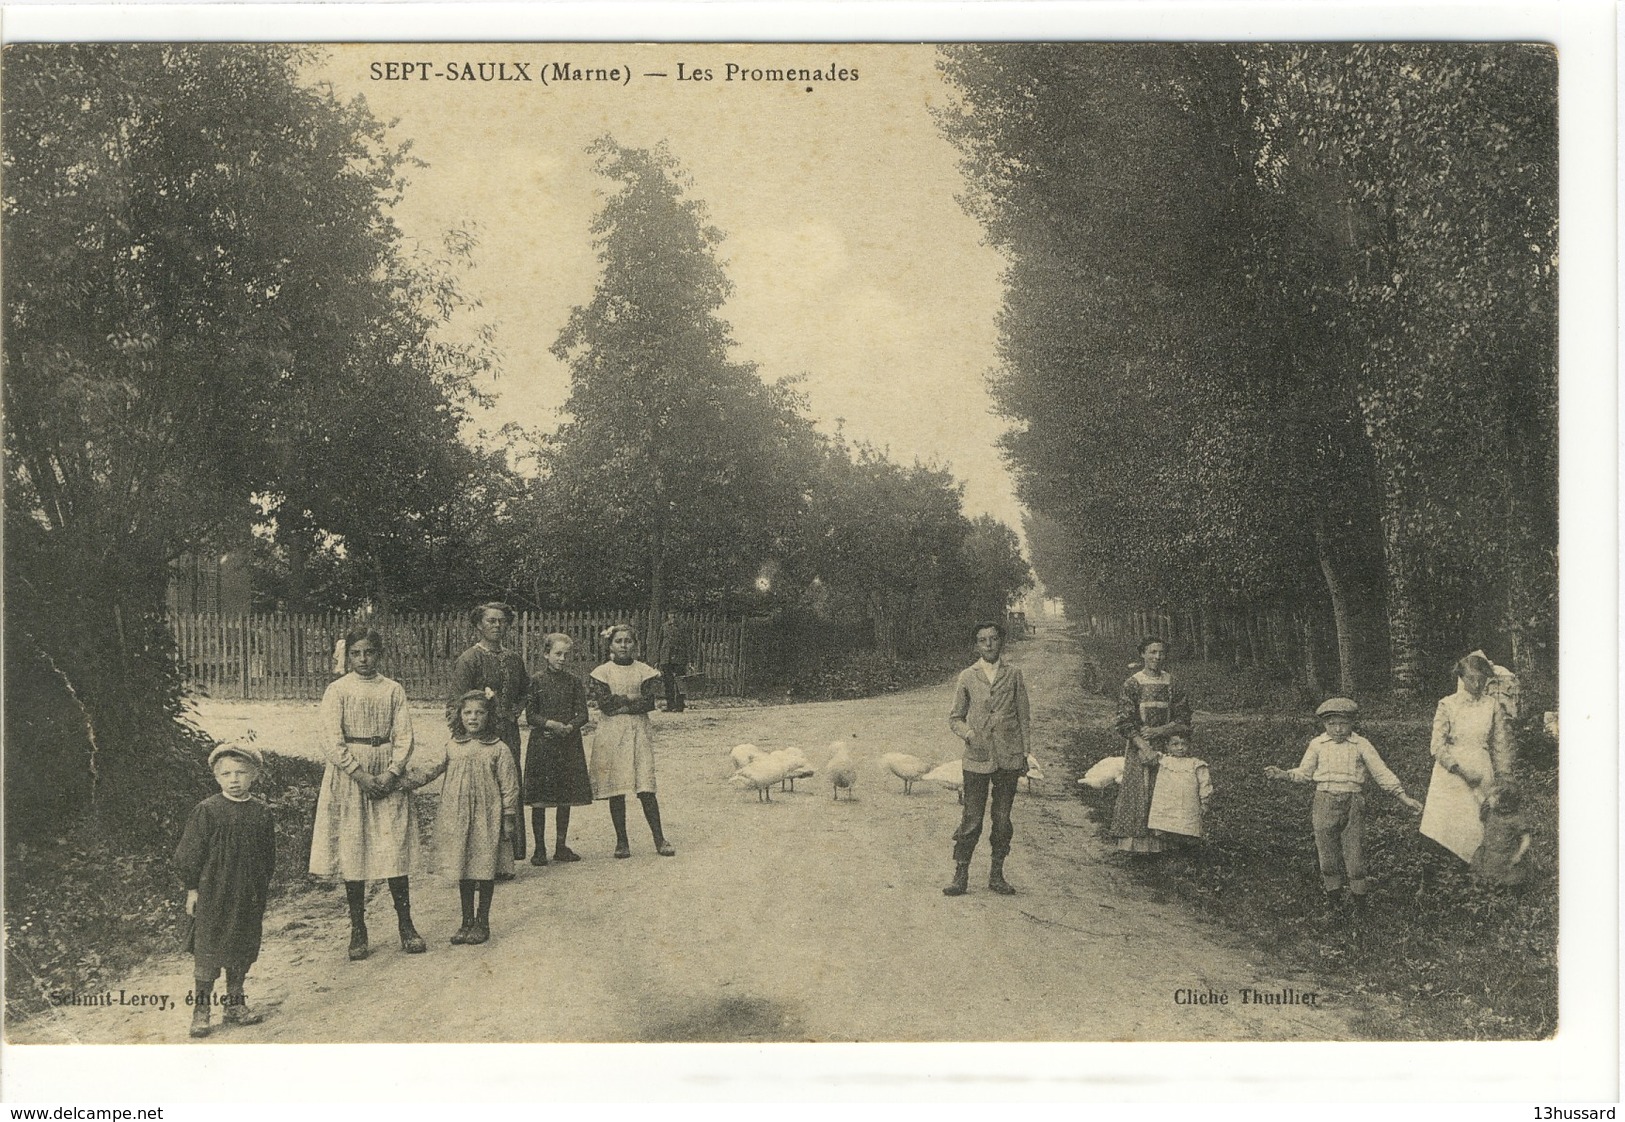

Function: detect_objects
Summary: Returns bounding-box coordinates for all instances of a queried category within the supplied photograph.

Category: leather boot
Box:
[222,986,264,1026]
[988,858,1016,895]
[943,862,970,897]
[189,983,213,1038]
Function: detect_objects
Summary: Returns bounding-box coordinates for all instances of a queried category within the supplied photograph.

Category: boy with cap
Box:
[174,740,277,1038]
[1265,698,1422,907]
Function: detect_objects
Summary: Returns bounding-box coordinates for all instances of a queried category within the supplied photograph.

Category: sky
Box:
[311,44,1020,533]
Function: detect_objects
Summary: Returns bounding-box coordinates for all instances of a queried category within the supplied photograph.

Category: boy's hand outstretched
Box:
[1399,794,1424,813]
[1263,765,1288,780]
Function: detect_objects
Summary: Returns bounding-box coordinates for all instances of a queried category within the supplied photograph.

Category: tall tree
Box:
[543,139,816,623]
[3,44,490,825]
[938,44,1556,695]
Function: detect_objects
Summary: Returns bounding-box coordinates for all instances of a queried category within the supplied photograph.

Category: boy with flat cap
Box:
[174,740,277,1037]
[1265,697,1422,907]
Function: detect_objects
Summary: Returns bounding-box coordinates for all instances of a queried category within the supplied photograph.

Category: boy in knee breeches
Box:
[1266,697,1422,907]
[945,621,1031,897]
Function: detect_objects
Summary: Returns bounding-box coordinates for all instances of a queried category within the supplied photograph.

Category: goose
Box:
[880,752,931,795]
[766,747,815,792]
[826,738,859,800]
[1023,753,1044,793]
[923,758,964,803]
[729,743,766,772]
[1079,756,1125,789]
[728,755,790,802]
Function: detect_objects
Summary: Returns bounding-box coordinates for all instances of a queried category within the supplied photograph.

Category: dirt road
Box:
[13,624,1354,1043]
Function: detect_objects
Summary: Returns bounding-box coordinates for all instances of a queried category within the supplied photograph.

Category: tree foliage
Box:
[938,43,1556,693]
[537,139,821,615]
[3,44,495,828]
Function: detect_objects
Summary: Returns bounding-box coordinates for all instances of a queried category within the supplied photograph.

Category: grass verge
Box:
[1060,711,1557,1039]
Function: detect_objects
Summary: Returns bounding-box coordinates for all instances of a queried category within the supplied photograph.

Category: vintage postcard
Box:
[0,1,1616,1106]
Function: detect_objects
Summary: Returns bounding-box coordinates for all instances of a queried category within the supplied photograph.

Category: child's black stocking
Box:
[609,795,629,845]
[475,880,494,925]
[531,807,546,854]
[458,880,476,927]
[344,880,366,929]
[387,875,411,916]
[193,971,217,1008]
[555,805,572,847]
[638,791,665,843]
[389,875,425,952]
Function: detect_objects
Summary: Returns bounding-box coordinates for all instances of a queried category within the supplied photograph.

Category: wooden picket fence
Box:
[169,609,749,702]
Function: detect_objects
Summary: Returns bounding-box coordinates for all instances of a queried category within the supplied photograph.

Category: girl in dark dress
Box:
[174,743,276,1038]
[523,633,594,865]
[448,602,530,866]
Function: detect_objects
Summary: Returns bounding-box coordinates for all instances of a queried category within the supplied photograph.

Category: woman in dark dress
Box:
[522,632,594,865]
[1109,636,1192,854]
[448,602,530,867]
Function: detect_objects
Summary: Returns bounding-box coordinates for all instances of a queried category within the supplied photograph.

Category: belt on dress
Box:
[344,735,390,746]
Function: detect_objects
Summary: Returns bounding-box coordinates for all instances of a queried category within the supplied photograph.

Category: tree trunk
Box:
[1301,612,1325,699]
[285,522,310,612]
[647,515,666,651]
[1377,487,1424,696]
[1314,520,1358,696]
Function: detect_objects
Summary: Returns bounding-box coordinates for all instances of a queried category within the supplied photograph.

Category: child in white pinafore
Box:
[1145,726,1211,843]
[587,623,675,859]
[402,691,519,945]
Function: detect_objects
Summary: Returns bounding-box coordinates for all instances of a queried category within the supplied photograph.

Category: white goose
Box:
[826,737,859,801]
[766,747,815,792]
[924,758,964,803]
[729,743,766,772]
[1023,753,1045,793]
[729,754,790,802]
[880,752,931,795]
[1079,756,1125,789]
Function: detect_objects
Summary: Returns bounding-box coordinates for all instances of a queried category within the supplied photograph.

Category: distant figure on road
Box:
[1109,636,1191,855]
[655,611,693,713]
[944,620,1031,897]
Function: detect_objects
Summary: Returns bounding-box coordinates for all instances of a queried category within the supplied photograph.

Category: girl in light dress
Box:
[402,691,520,945]
[308,627,424,961]
[587,624,675,859]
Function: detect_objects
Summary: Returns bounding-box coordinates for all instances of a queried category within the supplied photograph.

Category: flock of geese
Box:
[725,737,1048,803]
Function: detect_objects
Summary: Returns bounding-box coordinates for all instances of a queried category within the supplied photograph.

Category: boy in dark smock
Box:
[174,742,276,1038]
